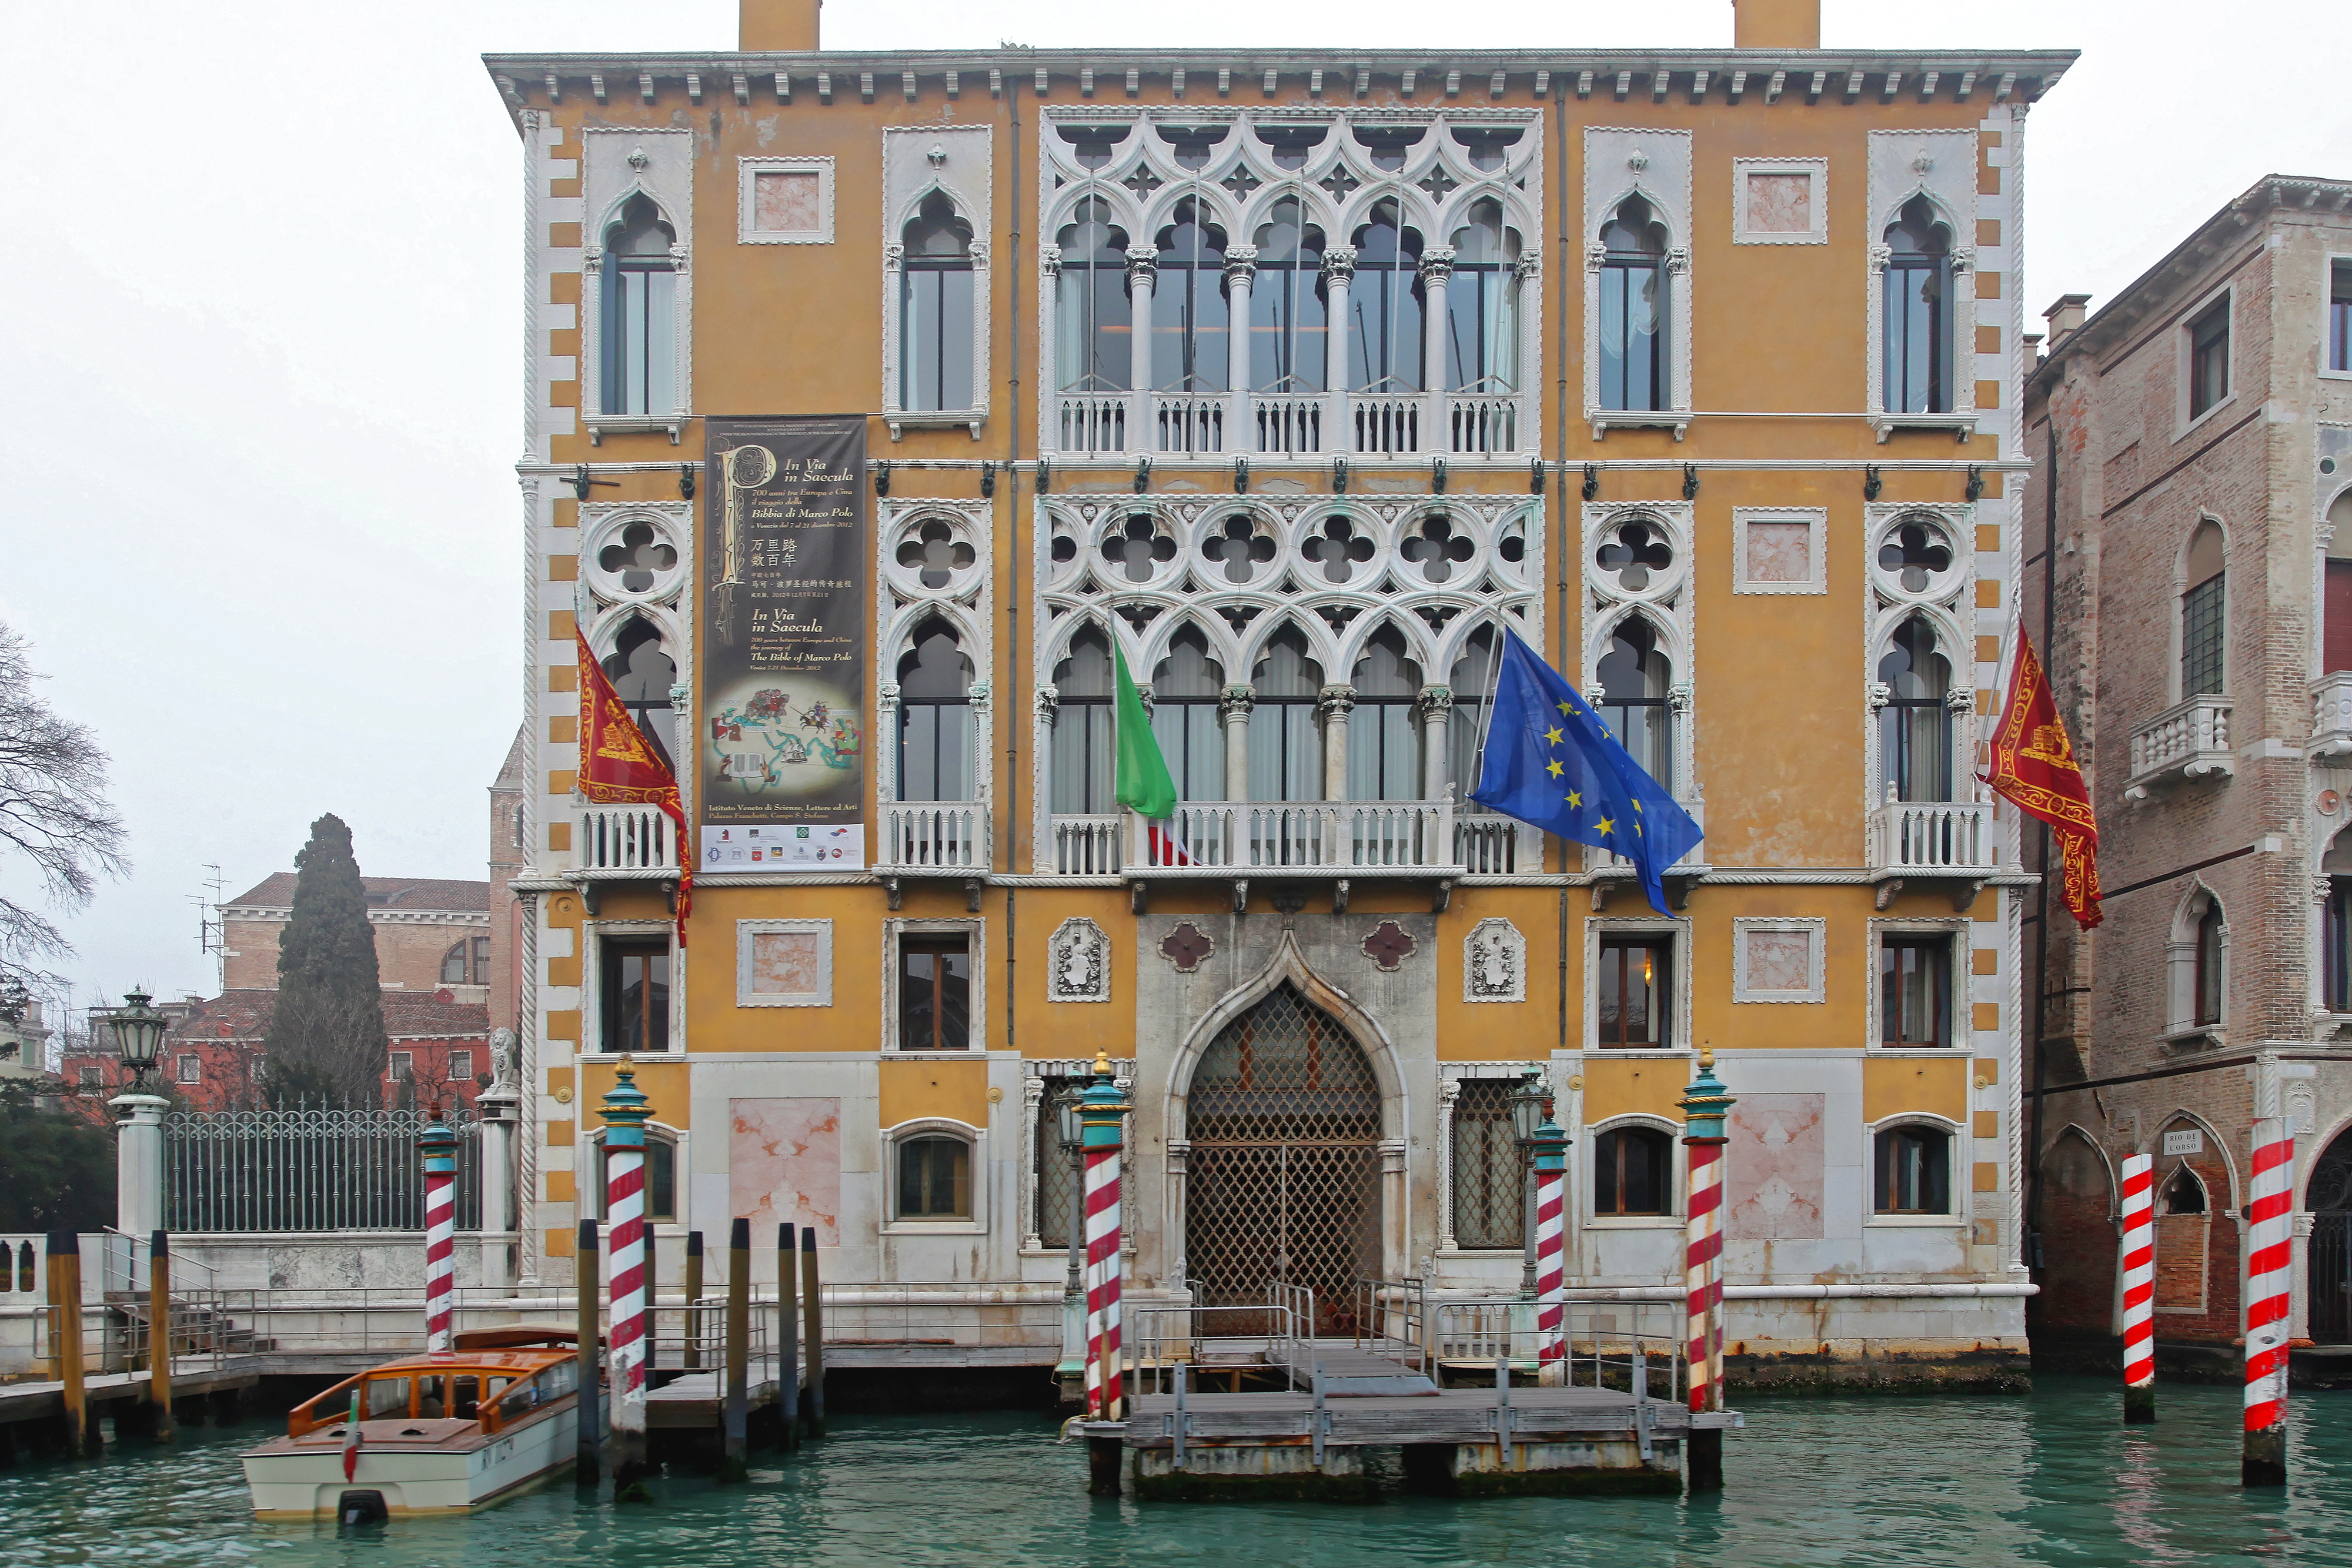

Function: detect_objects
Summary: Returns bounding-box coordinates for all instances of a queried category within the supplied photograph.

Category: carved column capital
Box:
[1951,245,1978,276]
[1040,242,1063,278]
[1585,239,1608,274]
[1867,242,1892,275]
[967,680,992,713]
[883,242,906,272]
[1322,245,1358,282]
[1665,246,1691,278]
[877,680,903,711]
[1514,252,1542,282]
[1318,684,1357,719]
[1867,680,1893,713]
[1219,684,1255,721]
[1419,245,1458,283]
[1126,245,1160,293]
[1034,683,1060,720]
[668,243,691,275]
[1417,685,1455,719]
[1668,681,1695,716]
[582,244,605,276]
[1222,243,1259,283]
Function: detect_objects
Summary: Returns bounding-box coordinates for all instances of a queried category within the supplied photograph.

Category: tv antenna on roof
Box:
[193,864,226,991]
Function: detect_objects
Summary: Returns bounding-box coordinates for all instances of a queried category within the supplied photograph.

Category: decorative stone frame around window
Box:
[1863,129,1979,443]
[1581,500,1700,872]
[1582,917,1690,1054]
[1583,127,1692,440]
[1015,1059,1137,1258]
[2176,282,2237,436]
[1862,502,1979,823]
[1866,917,1969,1050]
[881,917,985,1054]
[880,1117,988,1234]
[1434,1061,1549,1255]
[882,126,992,440]
[583,1122,686,1227]
[1586,1115,1685,1228]
[1035,107,1543,460]
[1864,1114,1969,1226]
[579,919,683,1059]
[877,499,994,875]
[580,128,694,444]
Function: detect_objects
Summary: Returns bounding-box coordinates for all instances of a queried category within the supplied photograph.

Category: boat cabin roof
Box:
[357,1346,579,1378]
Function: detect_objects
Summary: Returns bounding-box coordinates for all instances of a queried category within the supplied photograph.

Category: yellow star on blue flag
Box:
[1469,626,1702,915]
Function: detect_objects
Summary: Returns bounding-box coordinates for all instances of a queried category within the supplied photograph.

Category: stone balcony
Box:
[572,803,680,913]
[1053,389,1528,457]
[2124,694,2233,801]
[2312,673,2352,758]
[876,800,990,910]
[1867,791,1997,910]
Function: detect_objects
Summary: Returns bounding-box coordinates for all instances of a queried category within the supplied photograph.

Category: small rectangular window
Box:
[177,1055,202,1085]
[898,934,971,1051]
[472,936,491,984]
[2327,879,2352,1014]
[449,1051,473,1082]
[604,1138,677,1225]
[601,939,672,1054]
[1449,1079,1526,1249]
[1880,937,1953,1047]
[898,1135,971,1219]
[388,1051,412,1081]
[2188,299,2230,419]
[1595,1126,1675,1216]
[2181,573,2226,698]
[1597,937,1671,1048]
[1874,1126,1951,1214]
[78,1066,102,1086]
[2331,260,2351,375]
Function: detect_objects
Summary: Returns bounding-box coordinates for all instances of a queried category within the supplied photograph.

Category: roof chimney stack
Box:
[1732,0,1820,49]
[741,0,820,52]
[2043,293,2092,349]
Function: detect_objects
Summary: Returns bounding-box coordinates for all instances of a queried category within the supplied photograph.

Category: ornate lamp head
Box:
[599,1054,656,1149]
[1679,1046,1737,1144]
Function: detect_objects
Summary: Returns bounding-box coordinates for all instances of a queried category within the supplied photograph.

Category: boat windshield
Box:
[494,1359,579,1422]
[364,1377,411,1419]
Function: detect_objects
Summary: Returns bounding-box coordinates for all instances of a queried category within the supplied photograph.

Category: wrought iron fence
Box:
[163,1106,484,1232]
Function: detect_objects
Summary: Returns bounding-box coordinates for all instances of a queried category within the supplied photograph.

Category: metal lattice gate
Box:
[1185,982,1381,1338]
[2309,1130,2352,1343]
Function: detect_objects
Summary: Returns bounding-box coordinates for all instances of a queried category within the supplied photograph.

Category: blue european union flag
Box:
[1471,626,1702,916]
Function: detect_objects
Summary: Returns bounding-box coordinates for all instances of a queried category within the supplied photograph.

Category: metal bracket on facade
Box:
[1332,878,1349,915]
[964,878,985,913]
[884,876,904,911]
[1874,877,1903,911]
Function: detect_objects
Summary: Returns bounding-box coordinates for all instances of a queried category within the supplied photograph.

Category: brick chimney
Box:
[741,0,820,51]
[1732,0,1820,49]
[2043,293,2092,349]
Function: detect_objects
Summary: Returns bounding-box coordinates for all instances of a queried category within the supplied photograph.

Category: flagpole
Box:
[2024,418,2061,1279]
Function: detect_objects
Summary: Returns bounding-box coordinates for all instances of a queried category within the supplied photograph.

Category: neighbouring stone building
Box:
[489,0,2073,1383]
[2024,175,2352,1368]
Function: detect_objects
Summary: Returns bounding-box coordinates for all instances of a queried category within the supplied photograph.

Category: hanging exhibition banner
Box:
[699,416,867,869]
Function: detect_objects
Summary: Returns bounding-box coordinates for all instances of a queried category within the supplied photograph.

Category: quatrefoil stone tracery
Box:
[1402,517,1476,584]
[1596,519,1673,594]
[598,521,677,594]
[1203,517,1277,584]
[1103,516,1177,582]
[897,519,977,589]
[1879,519,1955,594]
[1304,517,1376,583]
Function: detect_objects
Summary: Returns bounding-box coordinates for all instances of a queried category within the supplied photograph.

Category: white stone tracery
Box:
[580,128,694,444]
[1582,128,1693,440]
[882,126,993,440]
[1580,500,1700,867]
[1862,502,1979,817]
[1865,129,1980,440]
[877,498,994,811]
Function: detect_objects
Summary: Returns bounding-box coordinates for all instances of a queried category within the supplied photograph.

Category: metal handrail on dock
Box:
[1431,1294,1684,1405]
[1128,1296,1312,1395]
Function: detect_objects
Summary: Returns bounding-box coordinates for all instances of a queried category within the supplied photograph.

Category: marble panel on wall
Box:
[1746,521,1812,583]
[1746,172,1812,235]
[1726,1092,1825,1241]
[731,1097,841,1246]
[755,172,821,233]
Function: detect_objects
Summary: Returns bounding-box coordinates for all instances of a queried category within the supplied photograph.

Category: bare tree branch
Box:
[0,623,130,993]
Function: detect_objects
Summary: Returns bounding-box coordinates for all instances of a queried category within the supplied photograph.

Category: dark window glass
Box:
[602,618,678,775]
[1598,937,1670,1048]
[1250,198,1328,395]
[1599,197,1667,412]
[602,940,671,1054]
[900,935,971,1051]
[2194,902,2225,1027]
[1035,1076,1080,1248]
[472,936,490,983]
[900,193,975,412]
[1450,1079,1525,1249]
[1878,616,1953,802]
[607,1138,676,1224]
[1448,626,1499,802]
[2331,260,2352,376]
[1050,627,1115,814]
[1595,1127,1675,1216]
[898,1135,971,1218]
[442,942,470,985]
[2189,299,2231,418]
[1882,195,1952,415]
[1347,626,1422,801]
[600,192,677,416]
[2324,560,2352,674]
[2327,877,2352,1014]
[1248,625,1325,803]
[1348,199,1424,393]
[1445,200,1519,394]
[1597,617,1673,788]
[1151,627,1227,801]
[1055,197,1130,392]
[1880,937,1952,1047]
[2160,1164,2206,1216]
[1875,1126,1950,1213]
[2181,572,2226,698]
[896,620,974,803]
[1151,199,1228,393]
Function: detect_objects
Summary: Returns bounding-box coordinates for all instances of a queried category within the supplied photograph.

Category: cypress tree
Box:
[264,813,388,1107]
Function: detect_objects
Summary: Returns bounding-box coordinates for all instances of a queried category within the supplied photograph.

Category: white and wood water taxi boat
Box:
[242,1326,584,1521]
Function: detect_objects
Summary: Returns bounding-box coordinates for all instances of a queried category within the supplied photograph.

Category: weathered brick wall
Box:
[223,913,486,992]
[2036,1128,2116,1333]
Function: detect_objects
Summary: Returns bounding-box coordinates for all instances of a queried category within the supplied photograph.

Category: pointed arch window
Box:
[1348,626,1424,801]
[602,618,677,775]
[1250,198,1327,394]
[1883,196,1953,416]
[1248,626,1325,802]
[1050,627,1115,814]
[1055,198,1131,392]
[600,193,677,416]
[1597,618,1673,790]
[1878,617,1952,802]
[1598,198,1668,412]
[2181,520,2226,698]
[1150,627,1227,801]
[1349,199,1425,393]
[1448,626,1500,800]
[2194,900,2226,1027]
[1152,200,1228,393]
[1445,200,1521,394]
[897,620,975,803]
[900,193,975,413]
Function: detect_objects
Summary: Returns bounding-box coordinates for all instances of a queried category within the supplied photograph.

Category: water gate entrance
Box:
[2311,1127,2352,1343]
[1185,982,1381,1338]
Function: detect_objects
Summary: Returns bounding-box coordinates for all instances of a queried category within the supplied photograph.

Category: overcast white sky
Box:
[1,0,2344,1030]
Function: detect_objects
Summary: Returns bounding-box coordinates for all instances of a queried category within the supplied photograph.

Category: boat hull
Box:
[243,1405,577,1520]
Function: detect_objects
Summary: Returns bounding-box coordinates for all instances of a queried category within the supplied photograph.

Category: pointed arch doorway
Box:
[1184,982,1382,1337]
[2311,1126,2352,1343]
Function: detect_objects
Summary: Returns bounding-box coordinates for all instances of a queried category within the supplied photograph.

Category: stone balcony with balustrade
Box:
[2312,673,2352,758]
[1054,389,1528,458]
[2123,694,2234,801]
[1866,788,1998,910]
[570,802,681,913]
[875,800,991,910]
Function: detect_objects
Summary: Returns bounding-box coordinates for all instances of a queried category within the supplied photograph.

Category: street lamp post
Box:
[102,989,172,1244]
[1053,1083,1087,1368]
[1508,1069,1548,1295]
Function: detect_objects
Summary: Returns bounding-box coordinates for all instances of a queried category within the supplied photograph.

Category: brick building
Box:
[489,724,531,1035]
[2023,175,2352,1365]
[220,872,495,999]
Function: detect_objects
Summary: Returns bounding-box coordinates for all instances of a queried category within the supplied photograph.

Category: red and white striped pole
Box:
[599,1059,657,1496]
[2243,1116,2293,1486]
[2119,1151,2155,1423]
[1532,1108,1568,1382]
[418,1108,459,1355]
[1076,1052,1132,1497]
[1679,1049,1735,1493]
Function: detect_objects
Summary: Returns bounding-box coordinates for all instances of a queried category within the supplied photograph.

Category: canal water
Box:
[4,1378,2347,1566]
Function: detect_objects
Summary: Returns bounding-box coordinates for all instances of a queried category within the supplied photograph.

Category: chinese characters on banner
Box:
[699,416,867,868]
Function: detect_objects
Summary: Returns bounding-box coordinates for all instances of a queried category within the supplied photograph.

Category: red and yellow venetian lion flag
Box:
[575,631,691,945]
[1983,627,2102,929]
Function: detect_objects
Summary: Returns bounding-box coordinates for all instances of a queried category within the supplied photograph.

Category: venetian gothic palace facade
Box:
[486,0,2073,1385]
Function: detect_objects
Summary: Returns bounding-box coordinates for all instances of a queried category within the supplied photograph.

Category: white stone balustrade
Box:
[1124,798,1460,872]
[1868,795,1997,875]
[878,801,989,871]
[576,804,679,873]
[2313,673,2352,758]
[2124,694,2234,800]
[1050,814,1122,875]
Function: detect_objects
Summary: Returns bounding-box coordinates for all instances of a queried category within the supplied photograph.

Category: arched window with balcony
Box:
[1348,626,1423,801]
[898,193,975,413]
[1055,198,1130,393]
[1151,200,1228,394]
[1597,197,1668,412]
[2180,519,2226,700]
[1883,195,1953,415]
[1445,200,1520,394]
[601,617,677,775]
[1448,625,1499,800]
[1150,626,1227,801]
[1349,199,1424,393]
[896,618,974,803]
[1248,625,1325,802]
[1050,626,1115,814]
[1877,616,1953,802]
[1251,198,1327,395]
[1596,617,1673,791]
[600,193,677,416]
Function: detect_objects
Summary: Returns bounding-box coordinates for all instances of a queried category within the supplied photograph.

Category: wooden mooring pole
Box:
[148,1230,175,1442]
[800,1226,826,1437]
[576,1218,601,1487]
[720,1218,750,1481]
[777,1223,800,1450]
[48,1232,95,1458]
[683,1229,704,1372]
[2118,1154,2156,1424]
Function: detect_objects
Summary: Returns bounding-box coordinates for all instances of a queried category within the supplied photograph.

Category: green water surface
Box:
[2,1378,2345,1566]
